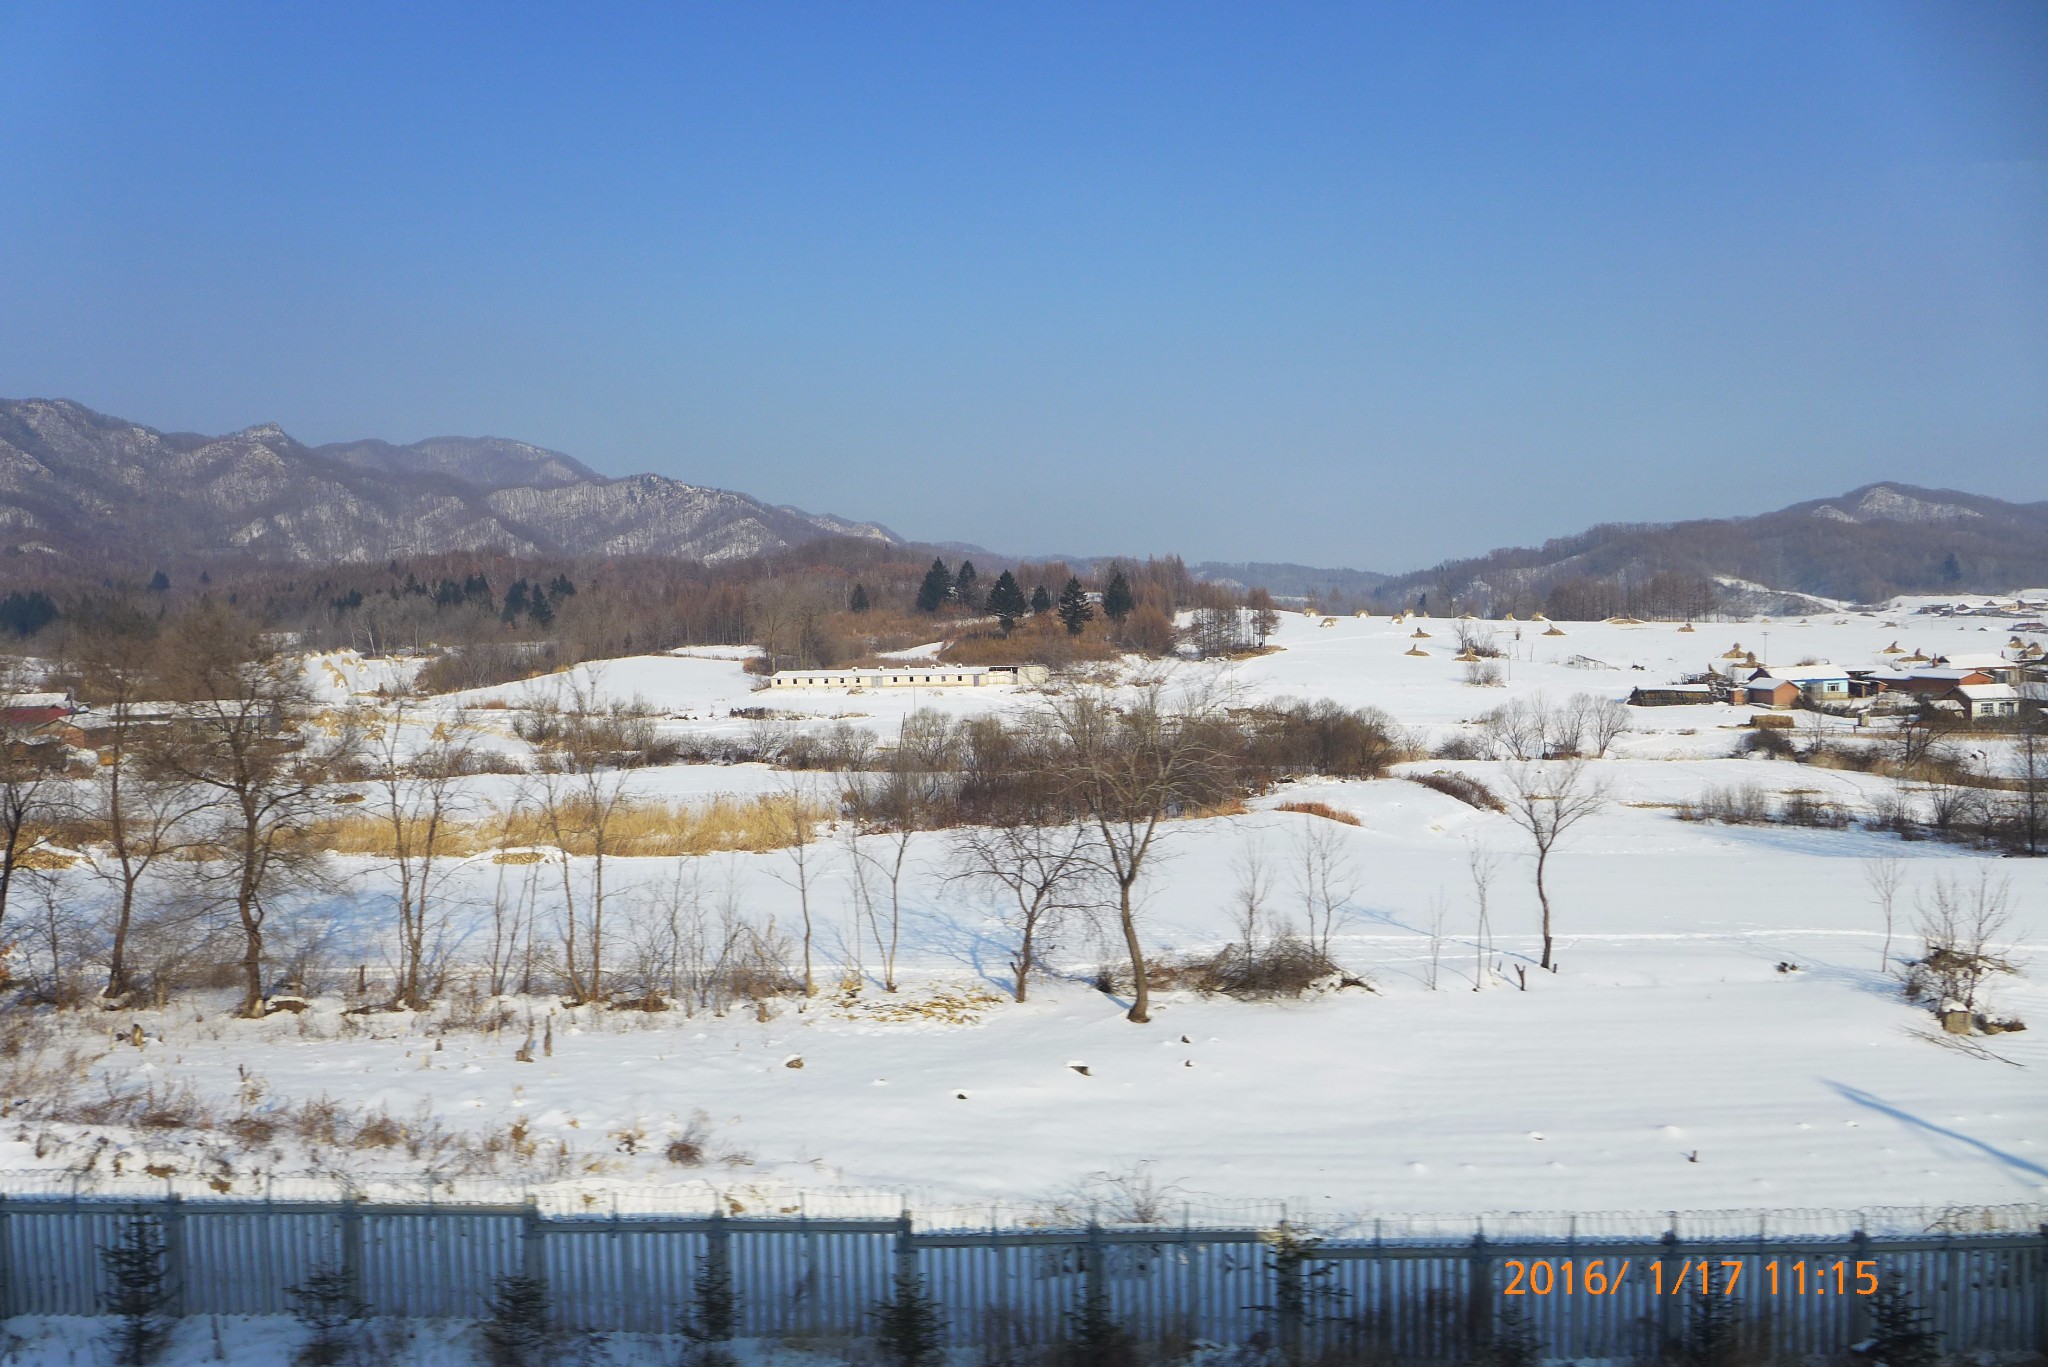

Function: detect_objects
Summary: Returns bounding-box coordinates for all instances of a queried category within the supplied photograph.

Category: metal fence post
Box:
[521,1198,545,1286]
[1467,1229,1492,1360]
[160,1192,187,1318]
[1085,1217,1105,1330]
[1849,1228,1871,1347]
[2037,1224,2048,1360]
[1658,1223,1682,1355]
[0,1192,11,1321]
[896,1210,918,1292]
[339,1197,363,1303]
[707,1203,732,1333]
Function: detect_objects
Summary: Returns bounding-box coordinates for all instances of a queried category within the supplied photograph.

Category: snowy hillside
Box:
[7,609,2045,1228]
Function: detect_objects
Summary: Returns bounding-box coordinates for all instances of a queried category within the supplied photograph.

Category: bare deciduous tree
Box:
[362,692,477,1009]
[1574,694,1631,758]
[2013,722,2045,857]
[949,820,1098,1001]
[0,714,64,945]
[1049,676,1234,1023]
[1467,841,1500,990]
[525,685,636,1005]
[1499,760,1608,972]
[765,771,823,998]
[73,634,208,1001]
[1289,817,1358,962]
[1864,856,1906,974]
[152,607,341,1017]
[1904,872,2019,1021]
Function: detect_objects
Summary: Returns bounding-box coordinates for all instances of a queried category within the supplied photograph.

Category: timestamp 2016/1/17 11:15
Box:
[1501,1259,1879,1297]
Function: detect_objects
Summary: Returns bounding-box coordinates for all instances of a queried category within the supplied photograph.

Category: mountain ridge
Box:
[0,398,899,566]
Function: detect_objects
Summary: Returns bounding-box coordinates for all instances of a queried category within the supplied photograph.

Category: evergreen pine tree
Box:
[1101,568,1135,625]
[479,1272,552,1367]
[99,1217,170,1367]
[1056,577,1094,636]
[501,580,531,622]
[1059,1276,1136,1367]
[1030,584,1052,615]
[546,574,577,597]
[1866,1283,1941,1367]
[1485,1305,1542,1367]
[527,591,554,627]
[914,558,955,614]
[985,571,1029,631]
[1677,1273,1739,1367]
[849,584,871,613]
[678,1235,740,1366]
[286,1263,367,1367]
[871,1265,945,1367]
[147,570,171,592]
[954,561,981,611]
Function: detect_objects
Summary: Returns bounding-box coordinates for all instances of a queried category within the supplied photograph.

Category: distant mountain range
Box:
[0,398,898,565]
[1,399,2040,604]
[1373,483,2048,609]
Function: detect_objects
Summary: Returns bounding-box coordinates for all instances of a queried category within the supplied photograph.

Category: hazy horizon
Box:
[3,2,2043,568]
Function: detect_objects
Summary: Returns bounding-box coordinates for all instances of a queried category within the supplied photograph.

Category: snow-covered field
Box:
[11,608,2046,1227]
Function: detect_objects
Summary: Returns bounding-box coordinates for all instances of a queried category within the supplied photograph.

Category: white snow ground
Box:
[10,610,2046,1227]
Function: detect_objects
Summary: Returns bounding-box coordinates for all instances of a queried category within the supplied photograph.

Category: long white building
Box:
[767,664,1049,690]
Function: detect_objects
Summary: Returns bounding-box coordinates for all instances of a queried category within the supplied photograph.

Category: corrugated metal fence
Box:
[1,1193,2042,1358]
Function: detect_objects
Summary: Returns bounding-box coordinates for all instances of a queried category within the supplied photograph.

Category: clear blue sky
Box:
[2,2,2043,570]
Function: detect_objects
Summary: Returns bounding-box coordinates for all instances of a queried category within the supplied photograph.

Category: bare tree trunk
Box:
[1116,874,1150,1023]
[1534,846,1553,971]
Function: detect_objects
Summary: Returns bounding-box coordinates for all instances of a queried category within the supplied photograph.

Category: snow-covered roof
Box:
[1,692,72,710]
[1749,665,1848,682]
[1950,683,2018,701]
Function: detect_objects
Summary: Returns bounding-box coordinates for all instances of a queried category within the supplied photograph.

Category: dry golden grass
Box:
[316,794,830,859]
[1275,800,1361,826]
[1181,797,1250,820]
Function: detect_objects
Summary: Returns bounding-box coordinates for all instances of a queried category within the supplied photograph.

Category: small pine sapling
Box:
[99,1217,171,1367]
[1485,1304,1541,1367]
[479,1272,552,1367]
[679,1238,740,1367]
[872,1265,945,1367]
[1059,1276,1136,1367]
[286,1263,368,1367]
[1864,1282,1941,1367]
[1677,1272,1740,1367]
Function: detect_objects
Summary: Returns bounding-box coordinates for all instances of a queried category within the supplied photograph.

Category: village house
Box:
[1627,684,1716,707]
[1744,664,1852,703]
[1944,682,2021,722]
[1732,679,1802,710]
[0,691,78,729]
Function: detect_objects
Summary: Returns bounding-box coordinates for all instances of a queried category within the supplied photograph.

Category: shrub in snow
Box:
[1168,936,1346,1000]
[1408,770,1504,812]
[1900,873,2019,1030]
[286,1263,368,1367]
[98,1217,170,1366]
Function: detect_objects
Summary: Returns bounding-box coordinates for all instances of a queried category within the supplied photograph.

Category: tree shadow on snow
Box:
[1827,1081,2048,1182]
